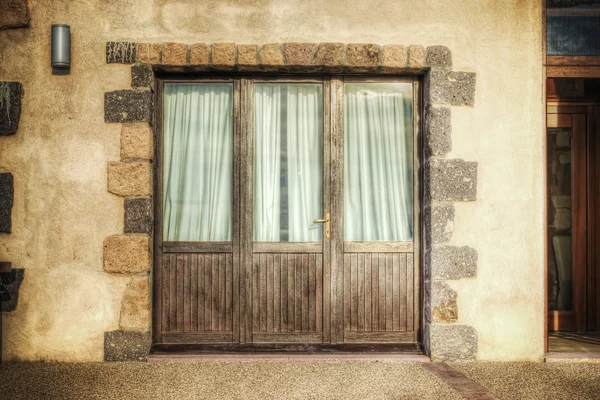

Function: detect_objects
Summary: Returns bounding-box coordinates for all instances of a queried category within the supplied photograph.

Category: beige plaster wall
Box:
[0,0,543,361]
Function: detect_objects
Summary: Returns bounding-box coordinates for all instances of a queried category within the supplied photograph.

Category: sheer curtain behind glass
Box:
[344,83,413,241]
[163,83,233,241]
[254,84,323,242]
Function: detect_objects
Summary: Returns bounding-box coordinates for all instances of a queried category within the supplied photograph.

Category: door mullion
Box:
[239,78,254,343]
[330,76,344,344]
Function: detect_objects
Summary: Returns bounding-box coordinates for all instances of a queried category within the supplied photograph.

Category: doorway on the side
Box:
[547,77,600,354]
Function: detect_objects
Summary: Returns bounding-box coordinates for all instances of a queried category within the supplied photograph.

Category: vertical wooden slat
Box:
[177,254,184,331]
[365,253,372,332]
[350,254,358,331]
[407,253,414,332]
[392,253,400,331]
[400,253,408,332]
[183,255,191,332]
[162,254,170,331]
[358,254,365,332]
[212,254,219,330]
[288,254,295,333]
[344,253,351,331]
[252,255,260,333]
[198,254,205,332]
[281,254,289,332]
[220,254,226,330]
[378,254,386,331]
[295,254,303,332]
[309,254,316,332]
[385,254,393,331]
[170,254,177,331]
[302,254,310,332]
[260,254,267,332]
[316,255,323,333]
[267,254,274,332]
[205,254,212,331]
[226,253,233,331]
[372,254,379,332]
[274,254,281,333]
[191,254,198,332]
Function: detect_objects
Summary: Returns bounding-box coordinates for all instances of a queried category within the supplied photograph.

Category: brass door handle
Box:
[313,213,330,238]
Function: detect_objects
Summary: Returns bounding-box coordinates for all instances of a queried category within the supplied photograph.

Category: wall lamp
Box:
[51,24,70,75]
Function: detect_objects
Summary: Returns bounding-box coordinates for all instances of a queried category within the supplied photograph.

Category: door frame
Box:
[152,73,423,353]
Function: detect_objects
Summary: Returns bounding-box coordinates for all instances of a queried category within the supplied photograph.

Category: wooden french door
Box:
[547,103,600,332]
[153,76,420,350]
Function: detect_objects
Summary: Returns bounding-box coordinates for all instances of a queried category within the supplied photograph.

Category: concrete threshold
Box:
[545,352,600,362]
[148,353,431,363]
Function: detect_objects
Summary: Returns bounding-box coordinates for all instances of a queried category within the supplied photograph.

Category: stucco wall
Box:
[0,0,543,361]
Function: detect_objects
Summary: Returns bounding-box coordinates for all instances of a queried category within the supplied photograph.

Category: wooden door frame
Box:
[241,76,332,345]
[543,0,600,351]
[152,73,423,353]
[152,77,242,347]
[329,76,422,344]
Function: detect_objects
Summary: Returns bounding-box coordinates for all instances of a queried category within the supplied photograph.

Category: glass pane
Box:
[163,83,234,241]
[253,83,323,242]
[547,127,573,311]
[547,0,600,56]
[344,83,413,241]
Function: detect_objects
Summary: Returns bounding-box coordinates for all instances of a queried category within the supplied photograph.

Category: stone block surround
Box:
[104,41,478,361]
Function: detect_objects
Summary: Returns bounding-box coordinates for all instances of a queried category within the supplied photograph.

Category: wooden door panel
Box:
[161,253,234,342]
[252,253,323,336]
[343,253,414,339]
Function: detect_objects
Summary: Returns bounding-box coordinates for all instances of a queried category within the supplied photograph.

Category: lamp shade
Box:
[51,24,70,69]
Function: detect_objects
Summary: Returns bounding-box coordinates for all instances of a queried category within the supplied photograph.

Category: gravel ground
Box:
[0,361,461,400]
[2,360,600,399]
[452,361,600,400]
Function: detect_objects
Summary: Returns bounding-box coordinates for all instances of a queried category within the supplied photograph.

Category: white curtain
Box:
[254,84,323,242]
[344,83,413,241]
[163,83,233,241]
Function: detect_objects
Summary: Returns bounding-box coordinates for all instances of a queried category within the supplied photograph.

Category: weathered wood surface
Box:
[252,253,323,335]
[162,253,233,334]
[343,253,414,336]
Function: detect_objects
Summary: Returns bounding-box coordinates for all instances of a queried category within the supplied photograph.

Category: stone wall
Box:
[0,0,29,338]
[101,41,478,360]
[0,0,544,362]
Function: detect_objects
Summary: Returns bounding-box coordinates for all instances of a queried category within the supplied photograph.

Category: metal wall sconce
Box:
[51,24,70,75]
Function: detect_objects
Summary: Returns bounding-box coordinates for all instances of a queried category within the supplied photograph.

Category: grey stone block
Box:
[426,46,452,69]
[0,173,14,233]
[0,82,22,136]
[0,0,30,29]
[424,205,455,245]
[104,90,153,123]
[430,324,477,361]
[425,106,451,156]
[429,70,476,107]
[0,268,24,312]
[124,198,152,234]
[427,158,477,202]
[431,281,458,323]
[430,246,477,280]
[104,330,150,361]
[131,64,154,89]
[106,42,138,64]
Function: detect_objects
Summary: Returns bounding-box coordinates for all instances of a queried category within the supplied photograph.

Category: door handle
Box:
[313,212,330,238]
